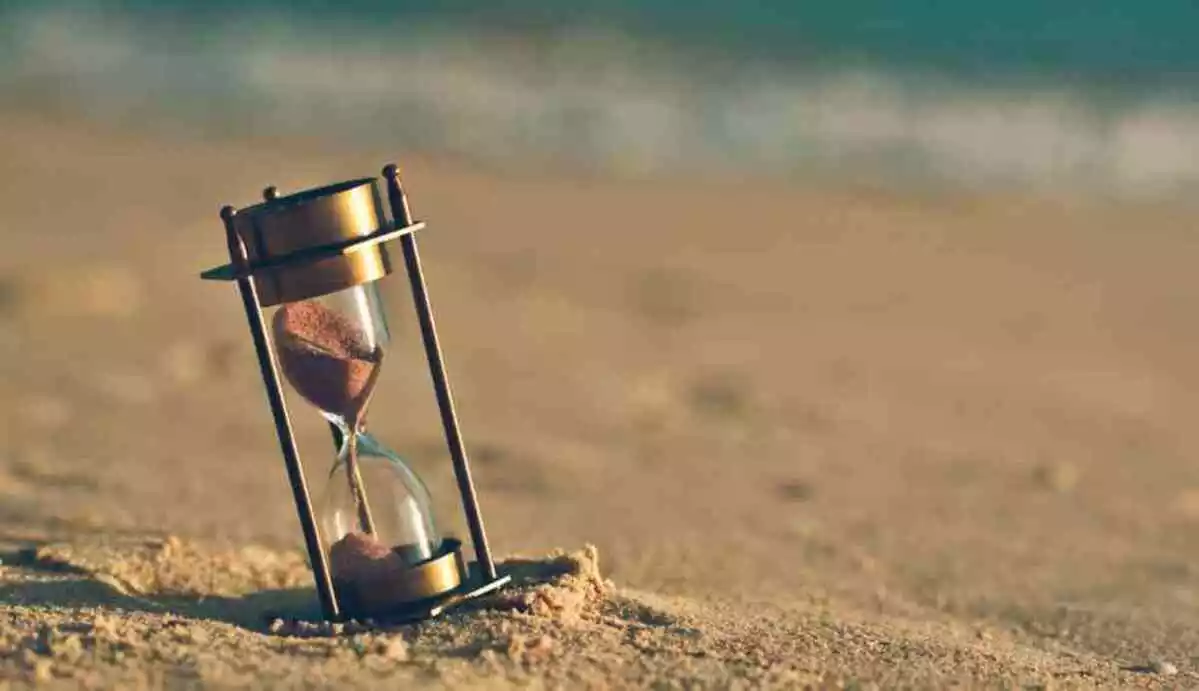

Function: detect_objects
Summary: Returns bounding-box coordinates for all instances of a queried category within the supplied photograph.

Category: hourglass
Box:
[200,166,509,622]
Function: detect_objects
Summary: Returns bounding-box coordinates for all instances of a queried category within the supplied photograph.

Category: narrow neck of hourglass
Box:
[325,413,361,450]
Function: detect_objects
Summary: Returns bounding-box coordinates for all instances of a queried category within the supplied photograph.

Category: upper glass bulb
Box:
[271,282,391,427]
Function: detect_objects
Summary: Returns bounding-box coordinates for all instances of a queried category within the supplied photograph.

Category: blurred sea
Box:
[4,1,1199,197]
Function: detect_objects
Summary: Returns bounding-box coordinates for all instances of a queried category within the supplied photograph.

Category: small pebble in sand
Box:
[1149,660,1178,676]
[372,637,408,661]
[506,633,555,664]
[266,618,337,639]
[1032,460,1079,493]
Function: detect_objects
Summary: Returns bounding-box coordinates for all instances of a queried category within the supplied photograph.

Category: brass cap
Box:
[202,177,424,306]
[334,538,466,619]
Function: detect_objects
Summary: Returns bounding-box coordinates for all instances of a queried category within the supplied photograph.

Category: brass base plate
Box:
[265,571,511,631]
[333,537,466,620]
[365,573,513,625]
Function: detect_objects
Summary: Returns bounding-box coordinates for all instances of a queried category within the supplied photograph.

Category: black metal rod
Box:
[381,165,498,581]
[263,185,347,457]
[221,205,341,621]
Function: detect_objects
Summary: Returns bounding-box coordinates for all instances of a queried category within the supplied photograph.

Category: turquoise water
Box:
[5,2,1199,196]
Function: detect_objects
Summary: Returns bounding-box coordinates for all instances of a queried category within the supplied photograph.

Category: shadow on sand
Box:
[0,540,322,631]
[0,540,593,634]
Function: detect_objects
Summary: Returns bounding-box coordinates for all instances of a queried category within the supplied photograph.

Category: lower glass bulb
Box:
[319,431,441,614]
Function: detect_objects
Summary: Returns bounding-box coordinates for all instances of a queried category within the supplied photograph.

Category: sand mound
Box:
[484,544,610,624]
[33,536,312,599]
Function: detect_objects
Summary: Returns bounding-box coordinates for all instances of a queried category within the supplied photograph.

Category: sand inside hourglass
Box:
[272,300,382,422]
[272,299,417,603]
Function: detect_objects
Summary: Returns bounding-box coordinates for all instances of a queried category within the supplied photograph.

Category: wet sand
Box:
[1,111,1198,687]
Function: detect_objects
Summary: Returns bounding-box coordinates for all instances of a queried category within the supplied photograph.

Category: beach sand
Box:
[1,111,1198,688]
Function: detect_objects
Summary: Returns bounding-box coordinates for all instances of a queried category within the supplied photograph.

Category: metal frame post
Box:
[381,165,498,581]
[221,205,341,621]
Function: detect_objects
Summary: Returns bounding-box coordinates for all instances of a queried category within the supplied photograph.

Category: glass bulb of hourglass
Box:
[270,282,441,607]
[321,431,438,565]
